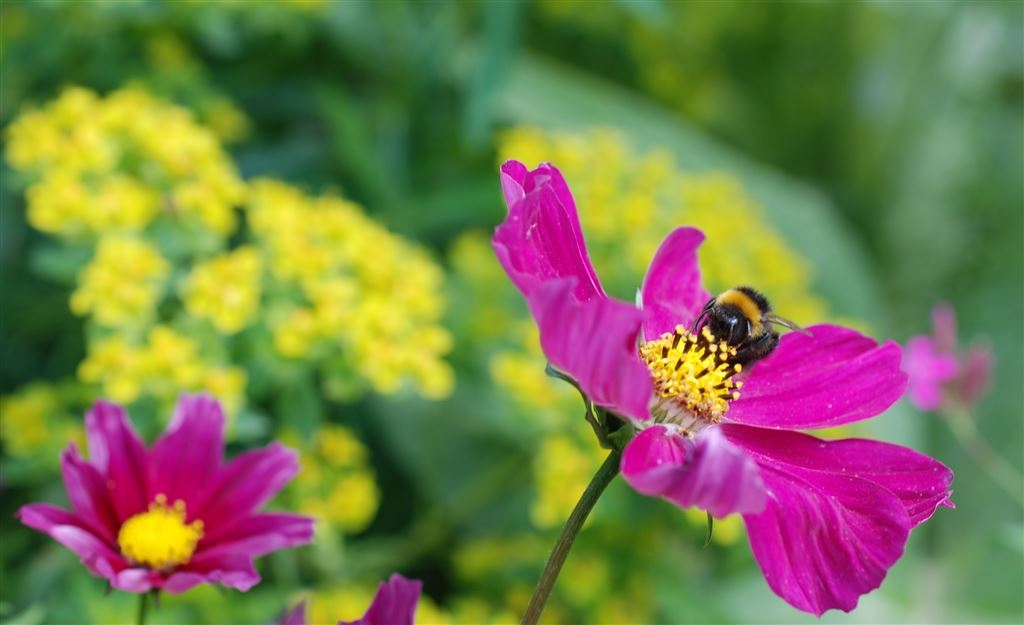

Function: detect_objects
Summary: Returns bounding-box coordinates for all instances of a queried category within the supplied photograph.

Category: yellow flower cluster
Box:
[292,424,380,534]
[183,246,263,334]
[78,325,245,415]
[70,236,170,328]
[0,383,83,459]
[247,179,454,399]
[531,435,605,528]
[6,86,244,238]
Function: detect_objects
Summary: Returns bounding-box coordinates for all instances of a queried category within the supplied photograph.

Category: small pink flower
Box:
[493,160,954,615]
[339,574,422,625]
[903,302,994,411]
[17,394,314,594]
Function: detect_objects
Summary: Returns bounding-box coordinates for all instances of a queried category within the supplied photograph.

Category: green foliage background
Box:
[1,1,1021,624]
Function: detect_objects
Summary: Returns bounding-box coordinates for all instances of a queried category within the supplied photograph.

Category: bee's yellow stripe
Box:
[717,289,763,331]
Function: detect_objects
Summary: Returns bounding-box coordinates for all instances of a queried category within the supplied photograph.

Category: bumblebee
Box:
[691,286,807,367]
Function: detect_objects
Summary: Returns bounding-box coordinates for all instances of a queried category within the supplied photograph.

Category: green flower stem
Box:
[136,592,148,625]
[521,449,622,625]
[942,405,1024,507]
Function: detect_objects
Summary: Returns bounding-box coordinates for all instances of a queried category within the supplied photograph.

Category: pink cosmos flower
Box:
[17,394,314,594]
[903,302,994,411]
[493,160,954,615]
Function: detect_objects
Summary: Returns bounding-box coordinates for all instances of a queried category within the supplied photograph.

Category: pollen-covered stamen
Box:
[117,494,204,570]
[639,325,743,427]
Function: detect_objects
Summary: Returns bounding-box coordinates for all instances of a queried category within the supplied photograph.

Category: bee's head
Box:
[708,305,752,345]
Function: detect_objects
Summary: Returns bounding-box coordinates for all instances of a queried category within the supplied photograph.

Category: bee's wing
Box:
[764,313,813,336]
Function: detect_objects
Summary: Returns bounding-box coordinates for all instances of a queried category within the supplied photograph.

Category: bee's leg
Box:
[690,297,717,332]
[733,333,780,367]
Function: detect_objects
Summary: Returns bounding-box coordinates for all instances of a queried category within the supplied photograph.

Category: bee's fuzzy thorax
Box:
[716,287,768,332]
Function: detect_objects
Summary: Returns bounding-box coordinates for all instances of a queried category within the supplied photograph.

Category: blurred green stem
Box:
[136,592,148,625]
[943,405,1024,507]
[521,449,621,625]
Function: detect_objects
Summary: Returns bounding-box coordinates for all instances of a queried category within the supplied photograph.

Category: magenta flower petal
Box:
[500,159,528,209]
[531,279,651,422]
[735,440,911,615]
[340,574,423,625]
[727,324,907,430]
[61,445,119,543]
[723,425,954,527]
[621,425,766,516]
[195,512,314,561]
[723,425,935,614]
[193,442,300,542]
[85,401,149,521]
[640,227,711,340]
[493,160,606,306]
[16,503,140,586]
[163,554,260,593]
[149,394,225,509]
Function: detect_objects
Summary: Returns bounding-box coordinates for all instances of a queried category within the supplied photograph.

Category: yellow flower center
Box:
[638,325,743,431]
[117,494,204,570]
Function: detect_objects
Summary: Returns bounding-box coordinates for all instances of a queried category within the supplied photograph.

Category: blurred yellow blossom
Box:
[142,325,206,394]
[248,179,454,399]
[6,85,244,239]
[0,383,83,459]
[183,246,263,334]
[559,551,611,607]
[70,235,169,328]
[78,335,149,404]
[78,325,242,415]
[293,424,380,534]
[273,307,319,359]
[489,320,566,413]
[310,585,375,625]
[202,366,247,421]
[532,435,604,528]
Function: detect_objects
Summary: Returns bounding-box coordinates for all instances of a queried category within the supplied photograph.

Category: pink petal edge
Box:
[621,425,766,517]
[724,424,920,615]
[148,393,226,512]
[639,227,711,340]
[531,279,652,423]
[723,425,954,527]
[493,160,605,307]
[728,325,908,430]
[85,401,149,522]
